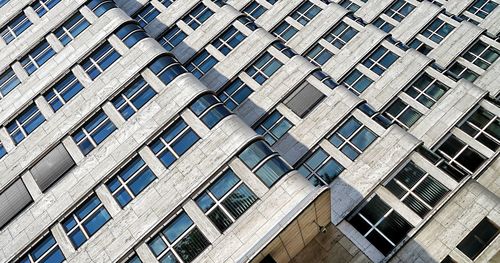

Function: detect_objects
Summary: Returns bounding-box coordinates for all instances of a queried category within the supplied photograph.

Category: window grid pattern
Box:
[6,104,46,145]
[211,25,246,56]
[305,43,333,66]
[384,0,415,22]
[447,62,479,82]
[361,46,399,75]
[255,110,293,145]
[383,98,422,129]
[436,134,486,177]
[54,12,90,46]
[459,106,500,151]
[405,73,447,108]
[218,78,253,110]
[408,38,433,55]
[462,40,500,70]
[111,77,156,120]
[157,26,187,51]
[182,3,214,30]
[373,18,395,33]
[17,234,65,263]
[43,73,84,112]
[421,18,455,44]
[290,1,322,26]
[186,50,218,79]
[31,0,61,17]
[329,117,378,160]
[465,0,498,19]
[297,147,344,186]
[243,1,267,20]
[72,111,117,155]
[1,13,32,44]
[272,21,298,41]
[245,51,283,85]
[20,40,56,75]
[81,42,121,80]
[134,3,160,28]
[342,69,374,94]
[190,94,231,129]
[0,67,21,98]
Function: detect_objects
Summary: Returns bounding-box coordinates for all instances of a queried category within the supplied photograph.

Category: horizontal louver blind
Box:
[0,179,33,229]
[285,82,325,118]
[30,144,75,192]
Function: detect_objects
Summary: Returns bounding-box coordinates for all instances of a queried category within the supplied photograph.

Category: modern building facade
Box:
[0,0,498,263]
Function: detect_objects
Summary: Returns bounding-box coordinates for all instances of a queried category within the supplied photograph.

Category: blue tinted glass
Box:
[239,141,274,169]
[172,130,199,156]
[352,128,377,150]
[120,157,145,181]
[162,119,187,143]
[62,217,77,231]
[31,235,56,260]
[40,248,65,263]
[209,170,239,199]
[195,192,215,212]
[159,150,176,168]
[106,177,121,192]
[164,212,193,243]
[69,229,86,248]
[202,105,231,128]
[255,156,290,187]
[115,188,132,207]
[23,112,45,134]
[148,236,167,256]
[128,169,156,195]
[76,196,101,219]
[92,120,116,145]
[131,86,156,109]
[0,144,6,159]
[338,118,361,138]
[190,95,219,116]
[83,207,110,236]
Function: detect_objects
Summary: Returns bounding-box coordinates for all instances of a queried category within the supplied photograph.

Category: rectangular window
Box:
[211,25,246,55]
[111,77,156,120]
[0,67,21,97]
[243,1,267,20]
[0,143,6,159]
[195,169,258,232]
[284,82,325,118]
[272,21,298,41]
[383,98,422,129]
[465,0,498,19]
[349,195,413,256]
[245,51,283,85]
[30,144,75,192]
[115,23,148,49]
[6,103,46,145]
[323,21,359,50]
[61,195,111,249]
[106,156,156,207]
[182,3,214,30]
[125,254,142,263]
[290,1,322,26]
[362,46,399,75]
[408,38,433,55]
[31,0,61,17]
[86,0,116,17]
[342,69,374,94]
[72,110,117,155]
[1,13,32,44]
[218,78,253,110]
[339,0,361,12]
[149,118,200,168]
[421,18,455,44]
[81,42,121,80]
[447,62,479,82]
[459,106,500,151]
[404,73,447,108]
[256,110,293,145]
[462,40,500,70]
[157,25,187,51]
[186,50,218,79]
[0,0,9,8]
[436,134,486,178]
[386,161,448,217]
[17,234,65,263]
[159,0,175,8]
[44,73,84,112]
[305,43,333,66]
[134,3,160,28]
[457,218,499,260]
[297,147,344,186]
[384,0,415,22]
[20,40,56,75]
[0,179,33,229]
[54,12,90,46]
[190,94,231,128]
[238,140,291,187]
[147,211,210,263]
[373,18,395,33]
[329,117,378,160]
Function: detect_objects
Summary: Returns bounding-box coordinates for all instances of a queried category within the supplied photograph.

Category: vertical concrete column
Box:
[21,171,43,201]
[138,146,167,177]
[183,200,221,243]
[136,243,157,262]
[95,184,122,217]
[51,224,76,257]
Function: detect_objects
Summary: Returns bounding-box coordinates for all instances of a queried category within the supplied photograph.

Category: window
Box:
[195,169,258,232]
[115,22,148,48]
[44,73,84,112]
[149,118,199,168]
[323,21,359,50]
[111,77,156,120]
[349,195,413,255]
[147,212,210,263]
[157,25,187,51]
[159,0,175,8]
[54,12,90,46]
[386,161,448,217]
[238,140,291,187]
[329,117,378,160]
[125,255,142,263]
[312,70,338,89]
[305,43,333,66]
[339,0,361,12]
[272,21,298,41]
[1,13,32,44]
[243,1,267,20]
[284,82,325,118]
[218,78,253,110]
[297,148,344,186]
[186,50,218,79]
[212,25,246,55]
[256,110,293,145]
[421,18,455,44]
[72,111,117,155]
[0,67,21,97]
[441,256,457,263]
[465,0,498,19]
[106,156,156,207]
[17,234,65,263]
[245,51,283,84]
[384,0,415,22]
[30,144,75,192]
[373,18,395,33]
[272,41,297,58]
[190,94,231,128]
[134,3,160,28]
[0,179,32,229]
[404,73,447,108]
[31,0,61,17]
[0,0,9,8]
[457,218,499,260]
[459,106,500,151]
[81,42,121,80]
[290,1,322,26]
[342,69,374,94]
[86,0,117,17]
[149,55,187,86]
[383,98,422,129]
[408,39,433,55]
[61,195,111,249]
[20,40,56,75]
[362,46,399,75]
[447,62,479,82]
[238,16,259,31]
[462,41,500,70]
[6,104,46,145]
[182,3,214,30]
[436,134,486,177]
[0,144,6,159]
